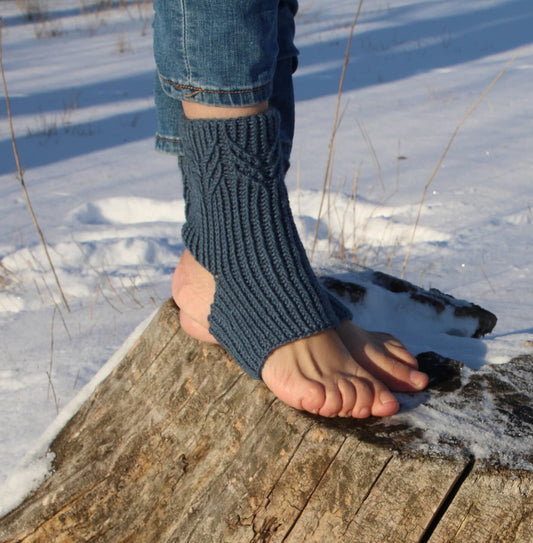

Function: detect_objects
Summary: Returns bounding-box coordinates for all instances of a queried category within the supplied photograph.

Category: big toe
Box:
[261,360,327,414]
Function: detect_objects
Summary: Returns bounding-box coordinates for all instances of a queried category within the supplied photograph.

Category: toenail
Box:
[358,407,370,418]
[380,393,397,405]
[410,370,427,389]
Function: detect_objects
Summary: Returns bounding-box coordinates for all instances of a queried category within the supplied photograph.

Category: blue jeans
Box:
[153,0,299,160]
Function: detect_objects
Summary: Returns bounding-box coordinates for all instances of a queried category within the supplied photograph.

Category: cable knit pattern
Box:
[180,109,351,379]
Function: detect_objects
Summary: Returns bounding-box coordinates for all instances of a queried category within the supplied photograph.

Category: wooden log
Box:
[0,280,531,542]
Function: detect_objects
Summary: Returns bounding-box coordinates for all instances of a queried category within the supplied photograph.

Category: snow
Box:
[1,0,532,515]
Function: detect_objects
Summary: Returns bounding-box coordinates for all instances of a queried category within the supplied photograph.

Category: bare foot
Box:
[172,250,428,418]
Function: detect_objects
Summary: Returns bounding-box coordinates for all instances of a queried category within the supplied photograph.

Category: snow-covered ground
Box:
[1,0,532,513]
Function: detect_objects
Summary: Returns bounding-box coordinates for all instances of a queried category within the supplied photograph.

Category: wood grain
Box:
[0,299,531,543]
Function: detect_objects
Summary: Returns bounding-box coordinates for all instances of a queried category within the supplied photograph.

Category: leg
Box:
[155,0,428,417]
[179,107,347,381]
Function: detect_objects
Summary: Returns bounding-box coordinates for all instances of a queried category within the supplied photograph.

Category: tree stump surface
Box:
[1,270,532,543]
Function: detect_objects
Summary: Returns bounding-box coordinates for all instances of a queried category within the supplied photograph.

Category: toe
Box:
[370,354,428,392]
[349,378,374,418]
[371,387,400,417]
[299,381,327,414]
[316,380,344,418]
[262,353,328,415]
[379,334,419,368]
[338,322,428,393]
[337,378,357,417]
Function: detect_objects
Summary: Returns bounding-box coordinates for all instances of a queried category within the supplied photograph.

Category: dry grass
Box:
[14,0,152,39]
[47,307,61,414]
[15,0,47,22]
[401,46,525,278]
[0,262,13,289]
[306,4,525,280]
[1,19,70,312]
[310,0,365,262]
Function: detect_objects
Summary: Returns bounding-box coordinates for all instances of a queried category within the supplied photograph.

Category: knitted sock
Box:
[180,108,351,379]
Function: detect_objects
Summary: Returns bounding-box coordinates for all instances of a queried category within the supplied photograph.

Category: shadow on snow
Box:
[1,0,531,174]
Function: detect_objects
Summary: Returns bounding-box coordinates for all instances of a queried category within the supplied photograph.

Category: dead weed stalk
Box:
[0,18,70,312]
[310,0,365,262]
[401,46,525,278]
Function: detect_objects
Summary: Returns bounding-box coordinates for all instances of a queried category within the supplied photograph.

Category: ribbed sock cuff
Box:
[180,109,351,379]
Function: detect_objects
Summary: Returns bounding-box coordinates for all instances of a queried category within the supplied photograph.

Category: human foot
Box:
[173,250,428,418]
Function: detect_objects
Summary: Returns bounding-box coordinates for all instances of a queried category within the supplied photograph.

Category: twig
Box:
[47,307,60,414]
[46,371,60,415]
[310,0,365,261]
[357,119,383,191]
[135,260,162,308]
[48,306,56,400]
[40,275,72,340]
[479,264,496,295]
[0,18,70,312]
[73,368,81,390]
[401,46,524,279]
[72,239,124,312]
[351,169,359,261]
[338,178,352,260]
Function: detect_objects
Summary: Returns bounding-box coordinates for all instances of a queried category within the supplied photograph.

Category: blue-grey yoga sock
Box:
[180,108,352,379]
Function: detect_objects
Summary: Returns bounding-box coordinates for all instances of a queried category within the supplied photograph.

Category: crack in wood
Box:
[341,452,395,538]
[418,455,476,543]
[259,422,317,504]
[281,436,349,541]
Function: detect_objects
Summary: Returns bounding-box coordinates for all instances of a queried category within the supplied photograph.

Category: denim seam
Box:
[180,0,191,82]
[159,74,272,99]
[156,135,181,142]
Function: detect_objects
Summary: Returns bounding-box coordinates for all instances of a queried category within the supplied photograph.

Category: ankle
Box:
[182,100,268,120]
